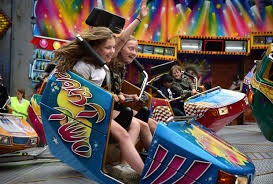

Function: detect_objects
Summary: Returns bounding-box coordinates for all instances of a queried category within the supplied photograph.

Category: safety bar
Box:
[269,53,273,61]
[124,59,148,103]
[0,113,24,118]
[145,85,183,103]
[165,115,196,125]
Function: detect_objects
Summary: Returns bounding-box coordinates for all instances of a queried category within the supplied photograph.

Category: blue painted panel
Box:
[143,122,255,183]
[40,70,120,183]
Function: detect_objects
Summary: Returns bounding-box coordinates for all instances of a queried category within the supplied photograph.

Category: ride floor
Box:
[0,123,272,184]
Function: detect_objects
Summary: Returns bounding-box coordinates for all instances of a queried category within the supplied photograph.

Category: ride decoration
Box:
[0,10,11,37]
[33,0,273,42]
[28,94,47,144]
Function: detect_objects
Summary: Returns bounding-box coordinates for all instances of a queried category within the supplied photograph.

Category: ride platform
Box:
[0,123,272,184]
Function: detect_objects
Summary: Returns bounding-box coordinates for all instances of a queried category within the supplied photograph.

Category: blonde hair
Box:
[169,65,182,76]
[55,27,115,73]
[110,35,137,70]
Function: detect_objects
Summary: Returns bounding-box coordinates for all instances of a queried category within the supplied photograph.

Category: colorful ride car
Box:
[0,113,39,154]
[248,44,273,142]
[149,73,249,132]
[40,70,255,184]
[184,87,249,132]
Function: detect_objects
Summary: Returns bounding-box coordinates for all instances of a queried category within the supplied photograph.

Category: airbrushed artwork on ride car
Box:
[0,117,35,135]
[142,144,211,183]
[47,72,106,158]
[30,95,42,122]
[186,125,250,168]
[28,94,47,144]
[251,75,273,104]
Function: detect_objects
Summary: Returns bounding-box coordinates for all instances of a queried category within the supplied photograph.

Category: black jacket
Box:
[0,84,8,112]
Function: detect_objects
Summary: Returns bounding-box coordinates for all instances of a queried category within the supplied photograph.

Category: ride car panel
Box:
[249,44,273,142]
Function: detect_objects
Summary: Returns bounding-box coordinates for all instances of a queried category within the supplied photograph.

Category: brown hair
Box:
[55,27,115,73]
[169,65,182,76]
[185,65,199,75]
[16,89,26,99]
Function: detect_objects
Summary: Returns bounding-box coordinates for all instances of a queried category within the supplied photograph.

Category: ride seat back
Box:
[151,98,174,123]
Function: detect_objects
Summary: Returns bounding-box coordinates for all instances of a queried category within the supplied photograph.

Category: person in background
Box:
[185,65,203,89]
[229,73,244,125]
[0,74,9,113]
[229,73,243,92]
[10,89,30,120]
[170,65,199,99]
[31,63,57,96]
[159,74,185,116]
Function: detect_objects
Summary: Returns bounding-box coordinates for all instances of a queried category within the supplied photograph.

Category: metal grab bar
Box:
[269,53,273,61]
[0,113,24,118]
[146,85,183,103]
[165,115,196,125]
[1,97,10,110]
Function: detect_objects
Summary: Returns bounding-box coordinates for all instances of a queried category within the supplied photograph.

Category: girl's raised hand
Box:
[139,0,149,20]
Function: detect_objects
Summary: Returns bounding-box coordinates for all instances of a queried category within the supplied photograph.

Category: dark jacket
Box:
[159,86,182,109]
[0,84,9,112]
[172,75,193,98]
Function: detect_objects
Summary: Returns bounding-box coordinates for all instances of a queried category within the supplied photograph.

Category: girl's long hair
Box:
[110,36,137,71]
[55,27,115,73]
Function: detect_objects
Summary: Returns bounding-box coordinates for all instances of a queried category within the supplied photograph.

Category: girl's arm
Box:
[113,0,148,56]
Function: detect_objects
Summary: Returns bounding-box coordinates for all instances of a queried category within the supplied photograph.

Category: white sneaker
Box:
[111,164,124,180]
[111,164,140,183]
[121,165,140,184]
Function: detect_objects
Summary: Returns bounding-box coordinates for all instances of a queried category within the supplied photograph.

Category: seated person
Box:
[185,65,203,91]
[169,65,199,99]
[10,89,30,120]
[229,73,243,92]
[159,74,185,116]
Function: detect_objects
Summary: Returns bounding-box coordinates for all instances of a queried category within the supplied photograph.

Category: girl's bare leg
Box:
[112,110,140,144]
[110,120,144,175]
[147,118,158,135]
[133,117,152,151]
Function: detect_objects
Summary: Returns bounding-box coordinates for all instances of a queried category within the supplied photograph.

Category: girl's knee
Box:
[112,124,131,140]
[119,129,130,139]
[131,118,141,128]
[140,121,149,130]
